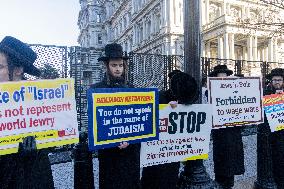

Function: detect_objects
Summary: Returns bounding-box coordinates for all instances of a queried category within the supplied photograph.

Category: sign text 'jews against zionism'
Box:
[140,104,212,167]
[208,77,264,128]
[87,88,159,150]
[0,78,79,155]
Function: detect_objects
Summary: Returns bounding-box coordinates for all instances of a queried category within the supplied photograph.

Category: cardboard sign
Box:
[208,77,263,128]
[263,93,284,132]
[0,78,79,155]
[140,104,212,167]
[88,88,159,150]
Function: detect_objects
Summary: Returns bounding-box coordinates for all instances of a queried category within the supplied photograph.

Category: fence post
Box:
[73,132,94,189]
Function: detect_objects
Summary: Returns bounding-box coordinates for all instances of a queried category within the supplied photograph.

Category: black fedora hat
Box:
[266,68,284,80]
[170,72,198,104]
[168,70,182,79]
[209,64,233,77]
[0,36,40,77]
[98,43,128,62]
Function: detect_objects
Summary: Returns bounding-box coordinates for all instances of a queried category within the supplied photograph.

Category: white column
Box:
[261,48,264,61]
[224,33,229,59]
[264,46,268,62]
[143,19,146,41]
[229,33,235,60]
[268,38,273,62]
[253,36,258,61]
[205,0,210,24]
[218,36,224,59]
[222,0,227,15]
[150,14,154,34]
[243,47,247,61]
[247,36,253,61]
[273,38,278,62]
[201,42,206,57]
[206,42,211,58]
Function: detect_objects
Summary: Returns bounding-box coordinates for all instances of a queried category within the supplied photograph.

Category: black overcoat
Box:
[141,90,180,189]
[0,150,54,189]
[211,127,245,176]
[90,77,141,189]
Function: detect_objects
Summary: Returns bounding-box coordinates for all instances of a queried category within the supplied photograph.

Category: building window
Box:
[97,14,101,22]
[123,16,127,29]
[98,34,102,44]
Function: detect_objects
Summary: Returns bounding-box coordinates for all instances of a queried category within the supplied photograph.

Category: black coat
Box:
[141,90,180,189]
[211,87,245,176]
[0,150,54,189]
[212,127,245,176]
[90,76,141,189]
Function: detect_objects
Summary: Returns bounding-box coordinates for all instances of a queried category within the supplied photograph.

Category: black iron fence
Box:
[28,44,284,131]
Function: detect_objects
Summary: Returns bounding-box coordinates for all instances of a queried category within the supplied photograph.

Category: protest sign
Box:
[0,78,79,155]
[140,104,211,167]
[208,77,263,128]
[88,88,159,150]
[263,93,284,132]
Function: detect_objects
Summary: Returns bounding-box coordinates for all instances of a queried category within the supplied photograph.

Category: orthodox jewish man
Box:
[209,65,245,189]
[0,36,54,189]
[263,68,284,189]
[90,43,141,189]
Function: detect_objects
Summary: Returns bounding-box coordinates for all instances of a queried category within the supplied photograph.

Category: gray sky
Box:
[0,0,80,46]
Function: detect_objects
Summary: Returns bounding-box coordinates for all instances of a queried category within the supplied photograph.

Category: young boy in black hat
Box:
[90,43,140,189]
[262,68,284,189]
[141,70,199,189]
[0,36,54,188]
[209,65,245,189]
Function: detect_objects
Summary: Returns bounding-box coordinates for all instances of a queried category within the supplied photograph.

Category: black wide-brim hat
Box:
[0,36,41,77]
[209,64,233,77]
[98,43,128,62]
[266,68,284,80]
[170,72,198,104]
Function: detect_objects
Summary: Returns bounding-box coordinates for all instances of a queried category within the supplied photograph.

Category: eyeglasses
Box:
[272,79,283,82]
[0,64,8,70]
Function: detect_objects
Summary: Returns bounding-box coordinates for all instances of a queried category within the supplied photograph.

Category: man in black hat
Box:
[263,68,284,188]
[89,43,140,189]
[141,70,199,189]
[209,65,245,189]
[0,36,54,188]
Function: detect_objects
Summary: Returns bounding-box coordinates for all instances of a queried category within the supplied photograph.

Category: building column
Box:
[201,41,205,57]
[142,19,146,42]
[206,42,211,58]
[205,0,210,24]
[222,0,227,15]
[218,36,224,59]
[273,38,278,62]
[224,33,229,59]
[247,36,253,61]
[229,33,235,60]
[253,36,258,61]
[243,47,247,61]
[268,38,273,62]
[150,13,154,34]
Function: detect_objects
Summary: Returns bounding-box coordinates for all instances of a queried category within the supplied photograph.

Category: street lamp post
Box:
[179,0,213,188]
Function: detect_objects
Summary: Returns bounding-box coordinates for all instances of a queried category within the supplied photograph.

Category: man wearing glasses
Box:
[264,68,284,189]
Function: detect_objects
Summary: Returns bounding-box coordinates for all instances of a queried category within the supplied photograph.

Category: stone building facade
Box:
[77,0,284,79]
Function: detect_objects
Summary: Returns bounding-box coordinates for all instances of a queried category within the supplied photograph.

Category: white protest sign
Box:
[208,77,263,129]
[140,104,212,167]
[0,78,79,155]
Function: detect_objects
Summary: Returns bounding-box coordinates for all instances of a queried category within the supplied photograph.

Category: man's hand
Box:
[18,136,37,156]
[118,141,129,149]
[169,101,178,109]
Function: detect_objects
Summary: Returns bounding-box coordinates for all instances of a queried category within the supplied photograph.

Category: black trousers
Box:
[215,174,234,189]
